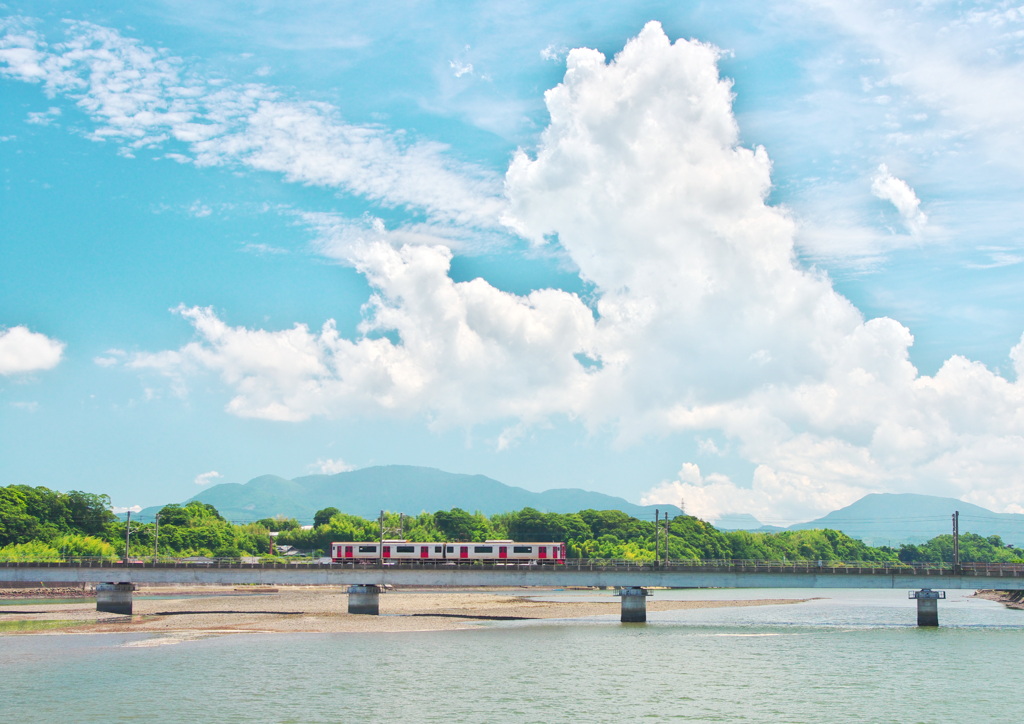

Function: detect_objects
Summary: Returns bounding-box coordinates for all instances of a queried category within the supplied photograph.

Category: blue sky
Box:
[2,1,1023,524]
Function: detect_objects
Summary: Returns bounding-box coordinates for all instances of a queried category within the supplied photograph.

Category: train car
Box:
[380,540,446,561]
[442,540,566,563]
[330,539,566,564]
[331,541,383,561]
[330,540,446,562]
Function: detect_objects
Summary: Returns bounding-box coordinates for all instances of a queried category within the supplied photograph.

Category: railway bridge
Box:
[3,559,1022,625]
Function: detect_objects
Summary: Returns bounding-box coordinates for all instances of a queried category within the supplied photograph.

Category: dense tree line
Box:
[2,484,1023,564]
[897,533,1022,564]
[0,485,115,545]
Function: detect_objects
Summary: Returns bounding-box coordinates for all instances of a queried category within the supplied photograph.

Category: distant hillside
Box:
[787,493,1024,547]
[713,513,779,532]
[138,465,681,523]
[133,469,1023,548]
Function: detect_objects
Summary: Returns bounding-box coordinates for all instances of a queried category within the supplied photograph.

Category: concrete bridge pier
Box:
[909,588,945,626]
[347,584,381,615]
[96,582,136,615]
[616,586,652,623]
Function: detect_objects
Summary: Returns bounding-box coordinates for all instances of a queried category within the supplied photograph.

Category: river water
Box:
[1,589,1020,723]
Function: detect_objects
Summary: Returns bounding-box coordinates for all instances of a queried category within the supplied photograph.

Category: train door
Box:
[499,546,507,559]
[538,546,548,560]
[382,545,391,559]
[420,545,429,559]
[345,545,353,559]
[460,545,469,560]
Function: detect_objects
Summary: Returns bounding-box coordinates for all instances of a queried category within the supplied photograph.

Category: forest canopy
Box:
[1,485,1021,564]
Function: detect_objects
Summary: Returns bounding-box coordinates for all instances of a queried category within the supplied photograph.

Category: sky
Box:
[2,1,1023,525]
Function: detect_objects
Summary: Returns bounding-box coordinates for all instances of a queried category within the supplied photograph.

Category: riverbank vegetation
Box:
[1,484,1022,564]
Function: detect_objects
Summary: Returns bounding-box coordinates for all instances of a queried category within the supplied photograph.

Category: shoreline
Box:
[974,589,1024,610]
[1,585,815,636]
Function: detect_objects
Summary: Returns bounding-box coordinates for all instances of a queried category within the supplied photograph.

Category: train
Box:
[331,539,566,564]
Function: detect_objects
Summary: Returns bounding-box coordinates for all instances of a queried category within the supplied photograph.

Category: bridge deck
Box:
[3,560,1023,590]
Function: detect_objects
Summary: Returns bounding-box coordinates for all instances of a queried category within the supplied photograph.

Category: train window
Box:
[445,546,454,553]
[513,546,532,553]
[396,546,415,553]
[357,545,378,553]
[473,546,493,554]
[434,546,442,553]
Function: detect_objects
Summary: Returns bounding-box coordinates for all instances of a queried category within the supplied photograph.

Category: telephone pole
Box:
[654,509,660,564]
[952,510,961,574]
[124,511,132,560]
[664,511,670,565]
[153,513,161,558]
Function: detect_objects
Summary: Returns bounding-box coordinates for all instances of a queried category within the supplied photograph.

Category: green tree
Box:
[313,507,341,528]
[665,516,731,559]
[434,508,478,540]
[579,509,648,541]
[64,491,116,536]
[51,534,118,559]
[254,516,301,532]
[0,486,39,545]
[0,540,61,561]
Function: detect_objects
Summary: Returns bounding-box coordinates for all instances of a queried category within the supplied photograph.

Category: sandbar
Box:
[0,586,813,636]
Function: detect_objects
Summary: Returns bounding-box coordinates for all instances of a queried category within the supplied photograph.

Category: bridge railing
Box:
[1,556,1023,576]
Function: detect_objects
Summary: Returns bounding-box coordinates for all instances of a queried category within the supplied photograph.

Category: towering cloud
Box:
[92,22,1024,519]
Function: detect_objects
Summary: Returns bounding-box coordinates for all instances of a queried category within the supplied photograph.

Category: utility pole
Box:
[124,511,132,561]
[664,512,670,565]
[654,509,659,564]
[952,511,961,574]
[153,513,161,558]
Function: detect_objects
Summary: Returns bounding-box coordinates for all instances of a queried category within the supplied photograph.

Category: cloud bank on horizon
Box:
[2,5,1023,522]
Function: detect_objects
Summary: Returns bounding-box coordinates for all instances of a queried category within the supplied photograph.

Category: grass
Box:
[0,619,82,633]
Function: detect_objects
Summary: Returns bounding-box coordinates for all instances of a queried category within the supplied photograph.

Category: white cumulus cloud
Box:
[119,21,1024,521]
[112,505,142,515]
[194,470,223,486]
[871,164,927,235]
[0,326,65,375]
[311,458,356,475]
[129,245,598,425]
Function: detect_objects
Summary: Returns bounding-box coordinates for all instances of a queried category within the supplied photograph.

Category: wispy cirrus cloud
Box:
[806,0,1024,168]
[0,18,506,230]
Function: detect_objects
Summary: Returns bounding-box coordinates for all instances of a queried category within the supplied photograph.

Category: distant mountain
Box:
[711,493,1024,547]
[713,513,769,531]
[134,470,1023,548]
[786,493,1024,547]
[137,465,681,523]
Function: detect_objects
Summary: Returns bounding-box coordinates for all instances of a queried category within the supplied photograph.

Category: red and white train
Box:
[331,539,566,564]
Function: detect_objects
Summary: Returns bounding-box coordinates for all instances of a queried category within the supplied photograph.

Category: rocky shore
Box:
[0,587,91,599]
[0,585,813,637]
[974,589,1024,610]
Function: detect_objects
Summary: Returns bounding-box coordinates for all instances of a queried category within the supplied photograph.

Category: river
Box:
[1,588,1019,723]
